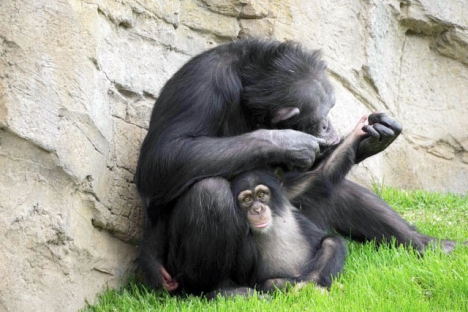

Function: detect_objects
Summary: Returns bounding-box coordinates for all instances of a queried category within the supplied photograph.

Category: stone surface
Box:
[1,0,467,311]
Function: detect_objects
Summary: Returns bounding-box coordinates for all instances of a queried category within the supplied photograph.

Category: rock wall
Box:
[0,0,467,311]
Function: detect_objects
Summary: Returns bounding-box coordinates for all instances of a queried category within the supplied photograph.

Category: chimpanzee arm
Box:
[282,116,370,200]
[355,113,402,163]
[137,218,179,292]
[136,127,322,209]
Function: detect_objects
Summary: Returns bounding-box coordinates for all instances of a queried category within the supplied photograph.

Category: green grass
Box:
[84,187,468,312]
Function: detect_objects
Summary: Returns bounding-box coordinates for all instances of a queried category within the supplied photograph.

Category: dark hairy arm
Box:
[136,126,322,208]
[282,113,402,200]
[282,116,370,200]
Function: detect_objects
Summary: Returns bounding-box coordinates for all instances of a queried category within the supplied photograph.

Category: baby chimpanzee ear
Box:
[271,107,300,124]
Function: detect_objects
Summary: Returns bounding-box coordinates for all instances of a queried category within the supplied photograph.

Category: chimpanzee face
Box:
[270,74,340,146]
[241,43,340,146]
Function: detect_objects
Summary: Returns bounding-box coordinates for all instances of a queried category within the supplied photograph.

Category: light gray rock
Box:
[1,0,467,310]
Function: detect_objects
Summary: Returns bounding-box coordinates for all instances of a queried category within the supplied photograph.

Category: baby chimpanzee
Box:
[230,116,370,293]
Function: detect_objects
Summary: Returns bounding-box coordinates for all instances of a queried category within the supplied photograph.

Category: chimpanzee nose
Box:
[253,204,263,214]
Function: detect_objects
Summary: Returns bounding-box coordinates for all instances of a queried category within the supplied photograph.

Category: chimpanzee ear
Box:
[274,167,284,183]
[271,107,300,124]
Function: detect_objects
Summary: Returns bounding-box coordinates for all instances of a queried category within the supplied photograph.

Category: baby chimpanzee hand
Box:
[356,113,402,163]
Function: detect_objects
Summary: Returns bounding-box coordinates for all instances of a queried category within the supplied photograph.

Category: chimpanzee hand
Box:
[355,113,402,163]
[262,129,322,171]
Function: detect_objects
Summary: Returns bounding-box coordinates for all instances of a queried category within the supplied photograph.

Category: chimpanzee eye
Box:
[257,191,265,198]
[321,119,328,131]
[243,196,252,203]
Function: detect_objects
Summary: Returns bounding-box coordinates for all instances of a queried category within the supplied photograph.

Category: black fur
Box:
[224,116,366,295]
[231,169,347,293]
[135,38,456,296]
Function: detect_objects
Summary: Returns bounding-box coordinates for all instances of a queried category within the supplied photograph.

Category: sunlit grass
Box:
[84,187,468,312]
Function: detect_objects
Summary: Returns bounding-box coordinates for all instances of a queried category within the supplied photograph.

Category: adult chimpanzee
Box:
[227,116,370,294]
[135,39,456,295]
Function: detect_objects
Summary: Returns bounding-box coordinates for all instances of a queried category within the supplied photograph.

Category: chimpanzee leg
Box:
[306,235,348,288]
[165,177,249,295]
[138,217,178,291]
[257,235,346,292]
[298,180,454,252]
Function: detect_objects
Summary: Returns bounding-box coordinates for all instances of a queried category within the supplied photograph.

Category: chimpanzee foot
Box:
[424,239,462,254]
[160,266,178,292]
[443,240,468,253]
[205,287,261,299]
[440,239,457,253]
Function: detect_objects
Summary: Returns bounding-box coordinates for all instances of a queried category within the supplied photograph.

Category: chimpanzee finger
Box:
[367,112,383,125]
[362,125,380,138]
[372,123,395,139]
[368,113,402,135]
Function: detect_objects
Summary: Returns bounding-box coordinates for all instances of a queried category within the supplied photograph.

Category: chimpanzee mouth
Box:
[253,221,270,228]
